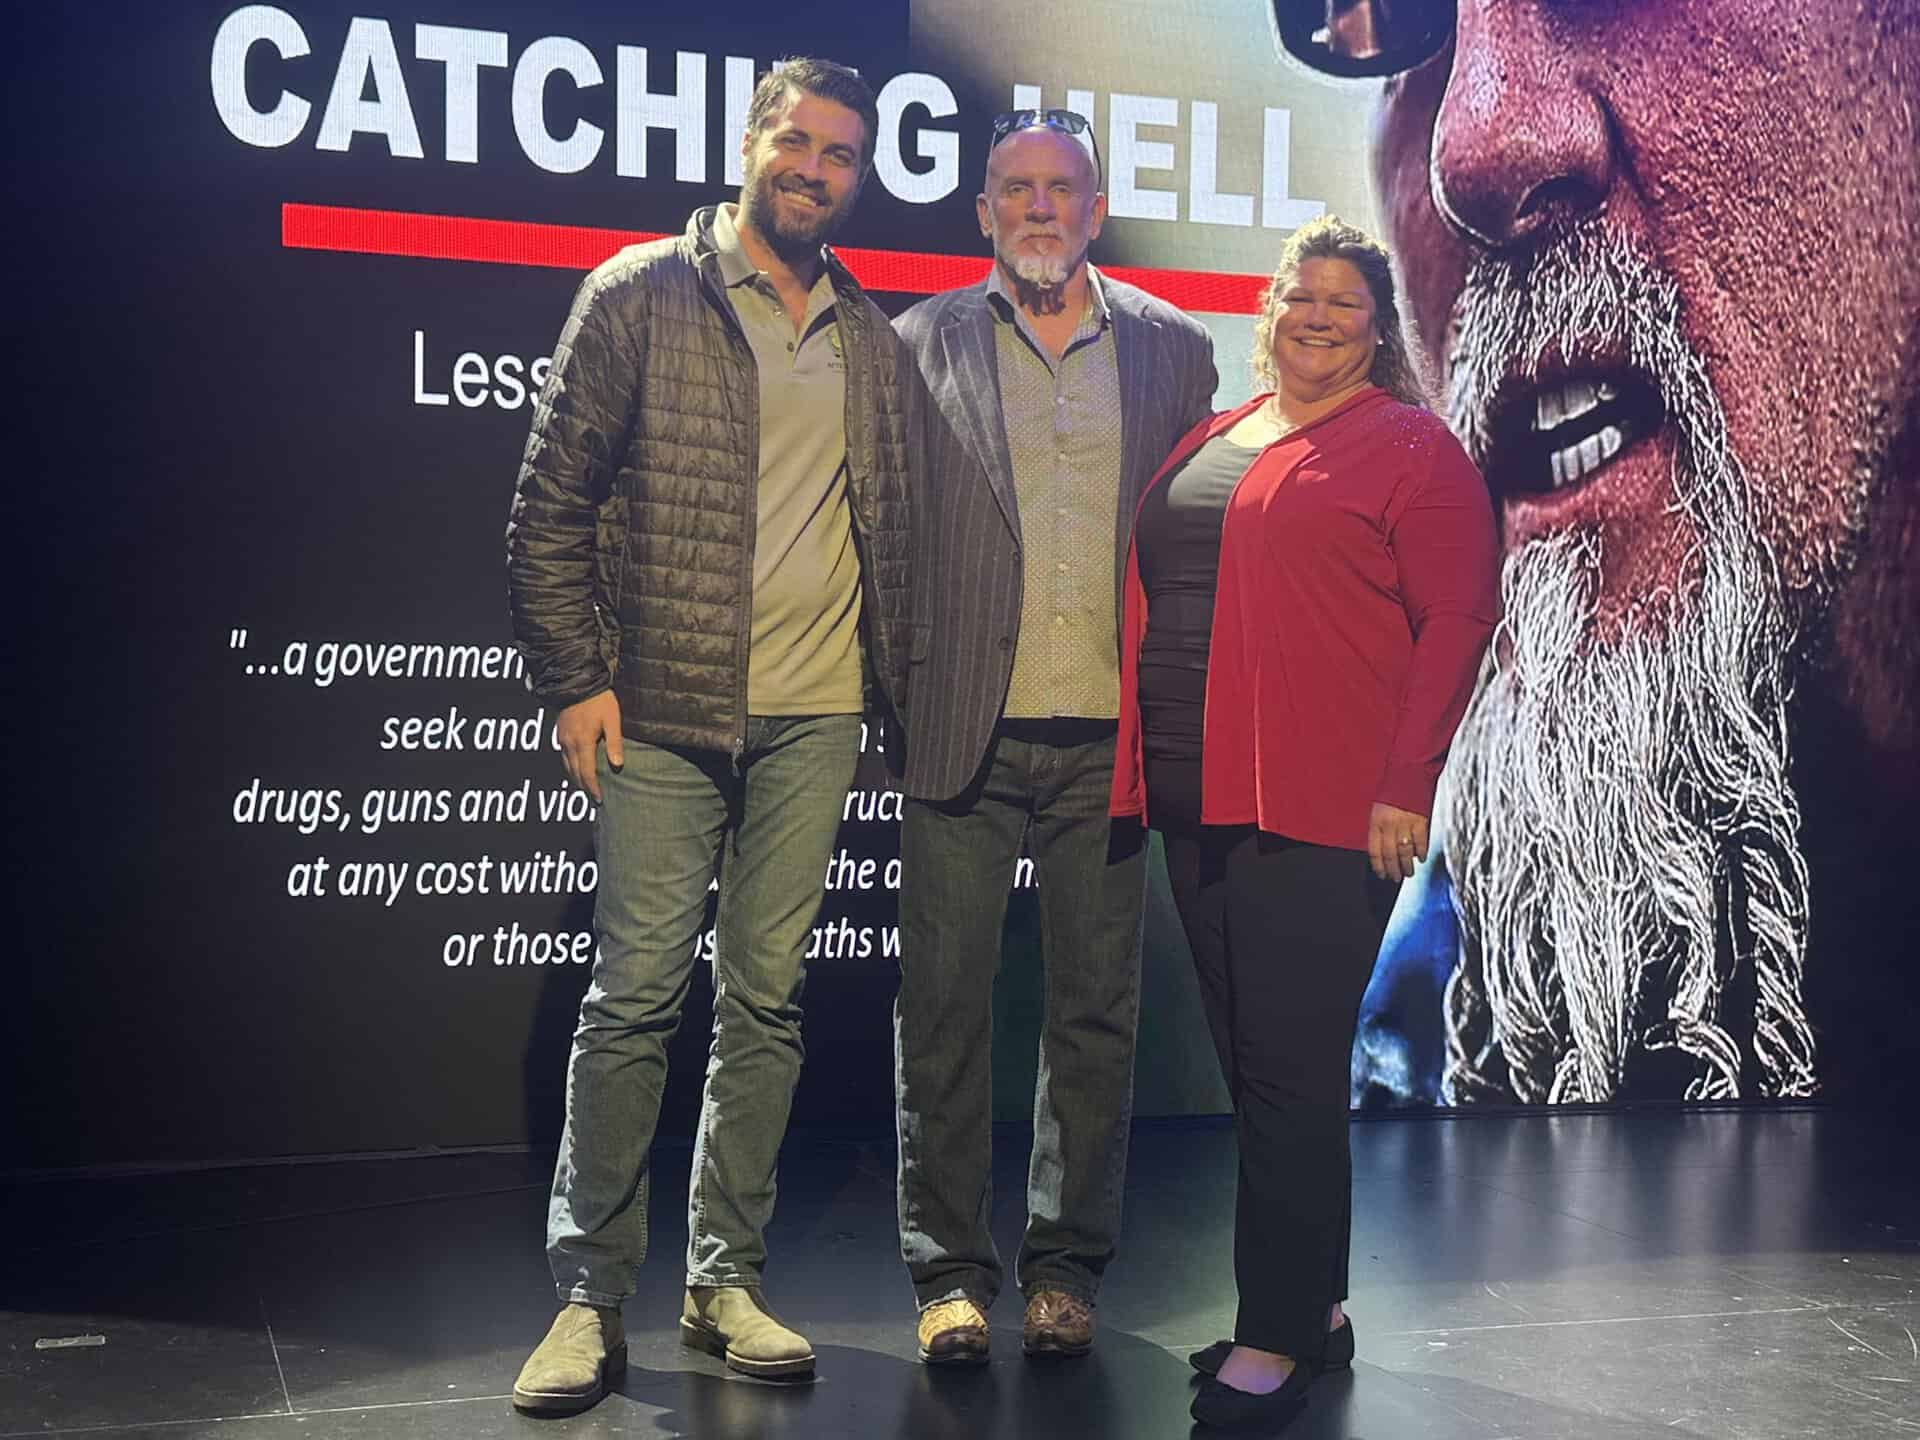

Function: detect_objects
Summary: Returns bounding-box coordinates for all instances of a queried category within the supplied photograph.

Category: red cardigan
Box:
[1111,388,1499,851]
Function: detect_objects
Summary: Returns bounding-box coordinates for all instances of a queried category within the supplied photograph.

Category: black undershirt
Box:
[1135,431,1256,828]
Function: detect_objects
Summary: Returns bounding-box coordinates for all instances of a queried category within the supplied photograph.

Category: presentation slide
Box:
[10,0,1913,1168]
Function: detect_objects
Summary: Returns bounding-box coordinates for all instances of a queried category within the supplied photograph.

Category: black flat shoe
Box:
[1321,1315,1354,1371]
[1189,1366,1311,1431]
[1188,1317,1354,1379]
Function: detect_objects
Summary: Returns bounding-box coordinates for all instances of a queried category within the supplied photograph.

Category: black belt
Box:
[996,716,1120,746]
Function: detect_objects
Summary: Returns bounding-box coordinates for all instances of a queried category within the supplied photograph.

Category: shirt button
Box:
[1057,562,1069,573]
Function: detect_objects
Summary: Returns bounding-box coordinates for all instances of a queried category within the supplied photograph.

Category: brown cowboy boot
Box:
[1022,1289,1095,1358]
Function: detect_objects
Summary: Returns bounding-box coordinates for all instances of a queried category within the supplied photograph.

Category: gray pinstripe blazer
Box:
[893,271,1218,802]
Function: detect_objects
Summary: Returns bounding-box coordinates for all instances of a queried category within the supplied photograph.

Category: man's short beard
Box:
[1438,226,1818,1103]
[741,164,849,264]
[996,238,1081,291]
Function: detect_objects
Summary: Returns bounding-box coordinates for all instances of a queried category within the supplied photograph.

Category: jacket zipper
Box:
[735,314,756,775]
[835,279,884,718]
[699,250,757,773]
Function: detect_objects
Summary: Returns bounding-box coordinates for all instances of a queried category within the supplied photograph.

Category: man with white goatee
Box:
[888,109,1216,1364]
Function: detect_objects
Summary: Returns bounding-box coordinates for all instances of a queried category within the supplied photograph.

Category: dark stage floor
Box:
[4,1110,1918,1438]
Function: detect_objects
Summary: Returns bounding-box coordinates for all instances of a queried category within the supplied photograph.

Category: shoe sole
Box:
[1022,1335,1092,1359]
[919,1336,991,1366]
[510,1342,627,1415]
[1190,1384,1309,1430]
[679,1318,816,1378]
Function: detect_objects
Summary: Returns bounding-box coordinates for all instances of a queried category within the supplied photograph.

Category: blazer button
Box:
[998,636,1012,652]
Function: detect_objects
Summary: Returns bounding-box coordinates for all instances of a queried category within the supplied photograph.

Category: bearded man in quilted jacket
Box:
[504,57,914,1414]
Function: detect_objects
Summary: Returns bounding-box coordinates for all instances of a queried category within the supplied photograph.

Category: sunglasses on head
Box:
[1271,0,1454,79]
[988,107,1102,183]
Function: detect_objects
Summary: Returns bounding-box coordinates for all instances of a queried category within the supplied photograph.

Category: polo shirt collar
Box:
[712,202,762,289]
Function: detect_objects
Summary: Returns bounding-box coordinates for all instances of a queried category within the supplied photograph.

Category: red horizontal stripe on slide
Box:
[281,203,1268,314]
[282,203,653,271]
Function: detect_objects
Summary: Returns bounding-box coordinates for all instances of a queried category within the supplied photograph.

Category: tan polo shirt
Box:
[988,265,1125,720]
[712,204,864,716]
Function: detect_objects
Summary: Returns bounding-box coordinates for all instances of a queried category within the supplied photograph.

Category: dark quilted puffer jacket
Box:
[506,206,915,756]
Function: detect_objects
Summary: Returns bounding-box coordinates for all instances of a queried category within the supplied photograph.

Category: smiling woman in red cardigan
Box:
[1112,218,1498,1432]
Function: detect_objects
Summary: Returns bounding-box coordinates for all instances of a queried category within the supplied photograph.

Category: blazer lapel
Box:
[1110,294,1161,508]
[1109,294,1164,593]
[939,297,1021,546]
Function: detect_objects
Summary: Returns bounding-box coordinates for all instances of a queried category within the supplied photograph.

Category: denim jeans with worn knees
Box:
[895,726,1147,1311]
[546,713,861,1306]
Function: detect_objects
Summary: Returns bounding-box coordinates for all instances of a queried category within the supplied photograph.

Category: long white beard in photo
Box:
[1437,226,1817,1104]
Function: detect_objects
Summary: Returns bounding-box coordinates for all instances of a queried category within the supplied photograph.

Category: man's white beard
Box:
[1001,242,1073,290]
[1437,227,1818,1104]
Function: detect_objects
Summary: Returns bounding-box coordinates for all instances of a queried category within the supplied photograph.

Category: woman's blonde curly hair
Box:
[1252,215,1427,407]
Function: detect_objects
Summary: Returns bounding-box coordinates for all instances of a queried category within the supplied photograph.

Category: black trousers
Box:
[1153,761,1397,1358]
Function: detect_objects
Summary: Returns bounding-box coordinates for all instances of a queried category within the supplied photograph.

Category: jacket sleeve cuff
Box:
[1374,763,1439,821]
[534,674,615,713]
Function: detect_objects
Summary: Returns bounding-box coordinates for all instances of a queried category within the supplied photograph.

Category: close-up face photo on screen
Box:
[7,4,1916,1438]
[1350,0,1920,1109]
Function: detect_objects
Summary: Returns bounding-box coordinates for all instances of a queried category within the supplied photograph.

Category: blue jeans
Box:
[895,723,1147,1309]
[546,713,861,1305]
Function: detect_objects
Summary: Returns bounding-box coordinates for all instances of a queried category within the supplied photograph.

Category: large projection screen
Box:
[9,0,1915,1168]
